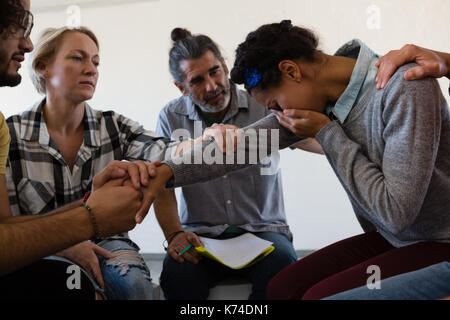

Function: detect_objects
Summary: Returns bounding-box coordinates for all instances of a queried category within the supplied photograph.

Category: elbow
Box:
[387,221,410,236]
[384,211,416,236]
[376,191,420,236]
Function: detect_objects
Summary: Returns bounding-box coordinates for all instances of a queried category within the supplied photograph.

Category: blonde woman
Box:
[4,26,201,299]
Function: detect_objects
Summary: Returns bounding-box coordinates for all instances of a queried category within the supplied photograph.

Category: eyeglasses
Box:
[9,10,34,39]
[21,10,34,39]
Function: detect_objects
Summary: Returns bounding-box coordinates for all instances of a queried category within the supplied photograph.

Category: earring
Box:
[295,78,301,83]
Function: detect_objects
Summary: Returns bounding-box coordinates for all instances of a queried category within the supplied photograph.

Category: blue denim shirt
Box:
[327,39,380,123]
[156,82,292,240]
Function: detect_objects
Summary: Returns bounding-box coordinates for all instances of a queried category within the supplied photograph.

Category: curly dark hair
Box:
[169,27,225,84]
[0,0,27,35]
[230,20,320,92]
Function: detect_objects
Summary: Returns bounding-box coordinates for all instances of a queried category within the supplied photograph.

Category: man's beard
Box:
[189,85,231,114]
[0,49,22,87]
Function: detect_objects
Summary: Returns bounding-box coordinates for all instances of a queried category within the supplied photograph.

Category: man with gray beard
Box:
[154,28,298,300]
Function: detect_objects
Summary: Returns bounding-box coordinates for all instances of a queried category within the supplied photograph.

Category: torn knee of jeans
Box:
[105,250,151,280]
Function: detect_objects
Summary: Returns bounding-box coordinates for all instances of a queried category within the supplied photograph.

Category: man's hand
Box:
[273,109,331,138]
[167,232,204,264]
[56,241,115,289]
[86,180,143,237]
[375,44,450,89]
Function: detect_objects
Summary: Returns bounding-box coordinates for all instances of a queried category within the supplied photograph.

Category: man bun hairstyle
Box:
[169,27,225,84]
[230,20,319,92]
[170,28,192,42]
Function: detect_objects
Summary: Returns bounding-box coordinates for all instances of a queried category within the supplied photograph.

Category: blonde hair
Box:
[29,26,99,95]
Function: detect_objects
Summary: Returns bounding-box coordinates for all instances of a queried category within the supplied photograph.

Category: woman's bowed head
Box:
[230,20,357,138]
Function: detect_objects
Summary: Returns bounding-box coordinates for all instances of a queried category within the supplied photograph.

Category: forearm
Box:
[0,207,94,275]
[154,189,183,238]
[0,199,83,224]
[291,138,324,154]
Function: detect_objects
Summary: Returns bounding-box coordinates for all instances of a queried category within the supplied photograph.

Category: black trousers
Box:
[0,258,95,300]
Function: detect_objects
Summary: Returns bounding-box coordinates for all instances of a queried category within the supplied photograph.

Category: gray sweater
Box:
[164,64,450,248]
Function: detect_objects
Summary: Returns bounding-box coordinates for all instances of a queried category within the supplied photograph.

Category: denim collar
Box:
[326,39,380,123]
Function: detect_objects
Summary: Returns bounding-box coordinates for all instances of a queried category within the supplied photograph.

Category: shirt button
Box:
[227,200,232,205]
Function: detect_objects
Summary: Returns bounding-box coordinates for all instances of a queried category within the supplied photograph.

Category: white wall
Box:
[1,0,449,252]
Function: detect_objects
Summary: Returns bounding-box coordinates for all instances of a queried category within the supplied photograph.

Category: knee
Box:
[264,243,297,275]
[266,268,294,300]
[102,250,153,300]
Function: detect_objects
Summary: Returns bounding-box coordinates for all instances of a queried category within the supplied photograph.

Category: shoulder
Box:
[158,96,190,125]
[0,112,6,130]
[160,96,190,117]
[383,63,443,102]
[379,63,445,118]
[5,103,41,138]
[0,112,10,146]
[91,107,138,126]
[235,87,270,117]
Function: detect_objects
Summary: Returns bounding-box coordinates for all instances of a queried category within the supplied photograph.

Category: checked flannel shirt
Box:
[5,99,178,226]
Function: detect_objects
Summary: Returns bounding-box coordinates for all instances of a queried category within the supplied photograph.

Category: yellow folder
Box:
[194,233,275,269]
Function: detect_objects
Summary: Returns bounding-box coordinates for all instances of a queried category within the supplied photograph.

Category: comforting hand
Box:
[273,109,331,138]
[375,44,449,89]
[56,240,115,289]
[87,180,143,237]
[167,231,204,264]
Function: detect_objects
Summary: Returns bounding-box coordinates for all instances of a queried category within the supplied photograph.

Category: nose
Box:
[205,76,218,92]
[84,60,98,77]
[19,36,34,53]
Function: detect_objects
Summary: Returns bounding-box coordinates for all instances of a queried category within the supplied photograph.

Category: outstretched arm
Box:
[163,113,302,188]
[0,161,144,275]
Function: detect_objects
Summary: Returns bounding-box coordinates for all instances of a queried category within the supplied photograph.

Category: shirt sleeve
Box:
[0,113,11,175]
[163,113,302,188]
[315,76,446,235]
[115,113,180,162]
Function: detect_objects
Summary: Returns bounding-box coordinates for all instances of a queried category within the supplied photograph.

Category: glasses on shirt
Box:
[9,10,34,39]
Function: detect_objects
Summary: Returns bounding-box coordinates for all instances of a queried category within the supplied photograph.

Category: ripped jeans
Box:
[96,238,153,300]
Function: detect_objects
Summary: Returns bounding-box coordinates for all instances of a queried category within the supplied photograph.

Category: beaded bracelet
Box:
[81,191,100,239]
[81,203,100,239]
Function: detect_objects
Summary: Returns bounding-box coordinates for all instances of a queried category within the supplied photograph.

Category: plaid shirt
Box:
[5,99,178,219]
